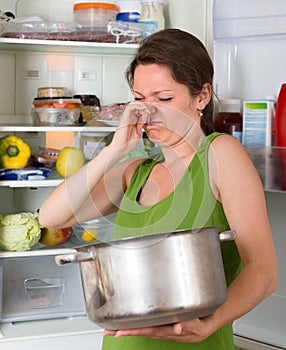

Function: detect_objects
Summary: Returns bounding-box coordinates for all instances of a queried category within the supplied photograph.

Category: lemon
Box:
[82,229,98,242]
[56,146,85,178]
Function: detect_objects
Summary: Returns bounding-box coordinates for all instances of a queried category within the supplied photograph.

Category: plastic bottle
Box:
[117,0,141,22]
[214,99,243,142]
[139,0,165,31]
[275,83,286,147]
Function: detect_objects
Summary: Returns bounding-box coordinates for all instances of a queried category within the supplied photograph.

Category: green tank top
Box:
[102,132,242,350]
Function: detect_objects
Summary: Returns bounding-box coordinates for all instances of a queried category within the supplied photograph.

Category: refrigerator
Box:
[0,0,285,349]
[213,1,286,349]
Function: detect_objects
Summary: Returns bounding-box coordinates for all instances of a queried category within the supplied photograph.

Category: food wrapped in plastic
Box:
[0,167,51,180]
[108,21,157,43]
[0,20,143,43]
[99,103,127,121]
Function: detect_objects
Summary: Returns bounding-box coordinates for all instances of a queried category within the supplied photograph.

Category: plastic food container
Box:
[37,87,70,98]
[33,98,81,108]
[24,277,65,309]
[31,107,81,125]
[73,2,118,29]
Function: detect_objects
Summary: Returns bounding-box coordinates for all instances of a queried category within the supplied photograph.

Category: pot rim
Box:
[74,225,223,250]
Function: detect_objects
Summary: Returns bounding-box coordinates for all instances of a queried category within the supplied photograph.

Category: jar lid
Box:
[73,94,101,106]
[73,2,118,11]
[33,98,81,105]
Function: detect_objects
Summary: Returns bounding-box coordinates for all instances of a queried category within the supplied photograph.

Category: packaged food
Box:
[242,100,274,147]
[139,0,165,32]
[37,87,70,98]
[116,0,141,22]
[0,167,51,180]
[0,20,138,43]
[31,107,81,126]
[33,98,81,108]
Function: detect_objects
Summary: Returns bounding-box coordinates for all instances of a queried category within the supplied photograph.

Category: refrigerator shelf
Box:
[0,38,138,55]
[246,147,286,193]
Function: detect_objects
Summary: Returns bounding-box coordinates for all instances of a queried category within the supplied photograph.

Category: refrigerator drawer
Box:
[0,252,86,323]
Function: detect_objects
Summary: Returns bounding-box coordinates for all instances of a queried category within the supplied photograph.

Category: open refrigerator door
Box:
[213,1,286,349]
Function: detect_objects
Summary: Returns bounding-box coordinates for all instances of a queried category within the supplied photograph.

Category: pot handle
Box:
[219,230,236,242]
[55,251,96,266]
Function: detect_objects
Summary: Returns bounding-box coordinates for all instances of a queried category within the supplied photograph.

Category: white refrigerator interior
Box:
[213,1,286,349]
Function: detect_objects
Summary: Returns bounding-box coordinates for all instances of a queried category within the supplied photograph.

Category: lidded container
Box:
[37,87,70,98]
[139,0,165,31]
[116,0,141,22]
[32,98,81,125]
[214,99,243,142]
[73,2,118,29]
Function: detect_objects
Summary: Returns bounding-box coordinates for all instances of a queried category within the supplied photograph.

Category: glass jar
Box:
[214,99,243,142]
[73,94,101,124]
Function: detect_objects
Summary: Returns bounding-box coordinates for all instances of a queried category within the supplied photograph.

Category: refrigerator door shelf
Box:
[213,0,286,41]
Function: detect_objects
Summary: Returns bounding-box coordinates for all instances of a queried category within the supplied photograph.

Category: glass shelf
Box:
[0,38,138,55]
[0,124,116,133]
[0,115,117,133]
[246,147,286,193]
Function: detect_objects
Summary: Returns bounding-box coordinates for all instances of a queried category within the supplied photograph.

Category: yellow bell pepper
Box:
[0,135,31,169]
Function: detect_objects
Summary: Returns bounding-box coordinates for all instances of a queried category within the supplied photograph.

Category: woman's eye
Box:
[159,97,173,102]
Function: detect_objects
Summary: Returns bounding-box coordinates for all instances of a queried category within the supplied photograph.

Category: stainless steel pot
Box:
[55,227,236,330]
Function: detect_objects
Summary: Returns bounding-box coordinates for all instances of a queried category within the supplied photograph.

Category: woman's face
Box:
[132,64,203,145]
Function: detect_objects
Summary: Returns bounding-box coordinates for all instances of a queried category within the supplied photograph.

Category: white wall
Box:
[0,0,17,13]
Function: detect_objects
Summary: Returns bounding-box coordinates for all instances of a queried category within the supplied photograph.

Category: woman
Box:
[39,29,278,349]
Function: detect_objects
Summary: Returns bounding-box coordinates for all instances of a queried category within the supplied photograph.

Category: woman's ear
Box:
[197,83,212,110]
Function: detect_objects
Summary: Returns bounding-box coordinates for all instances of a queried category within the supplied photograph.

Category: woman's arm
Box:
[39,103,147,229]
[197,135,278,337]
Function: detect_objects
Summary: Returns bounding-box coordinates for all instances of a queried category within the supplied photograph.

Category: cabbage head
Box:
[0,212,41,251]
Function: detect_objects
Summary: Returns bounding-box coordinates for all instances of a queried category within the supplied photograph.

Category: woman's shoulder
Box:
[209,133,249,160]
[209,133,260,183]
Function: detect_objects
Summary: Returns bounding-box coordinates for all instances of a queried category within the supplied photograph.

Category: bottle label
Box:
[116,12,140,22]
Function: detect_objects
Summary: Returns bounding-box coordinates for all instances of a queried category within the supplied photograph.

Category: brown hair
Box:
[126,28,215,135]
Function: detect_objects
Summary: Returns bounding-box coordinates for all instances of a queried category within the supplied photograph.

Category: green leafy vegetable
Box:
[0,212,41,251]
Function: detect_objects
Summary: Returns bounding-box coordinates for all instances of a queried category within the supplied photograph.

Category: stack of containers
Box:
[31,87,81,126]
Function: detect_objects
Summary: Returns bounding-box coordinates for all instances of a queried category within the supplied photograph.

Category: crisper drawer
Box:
[0,249,86,322]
